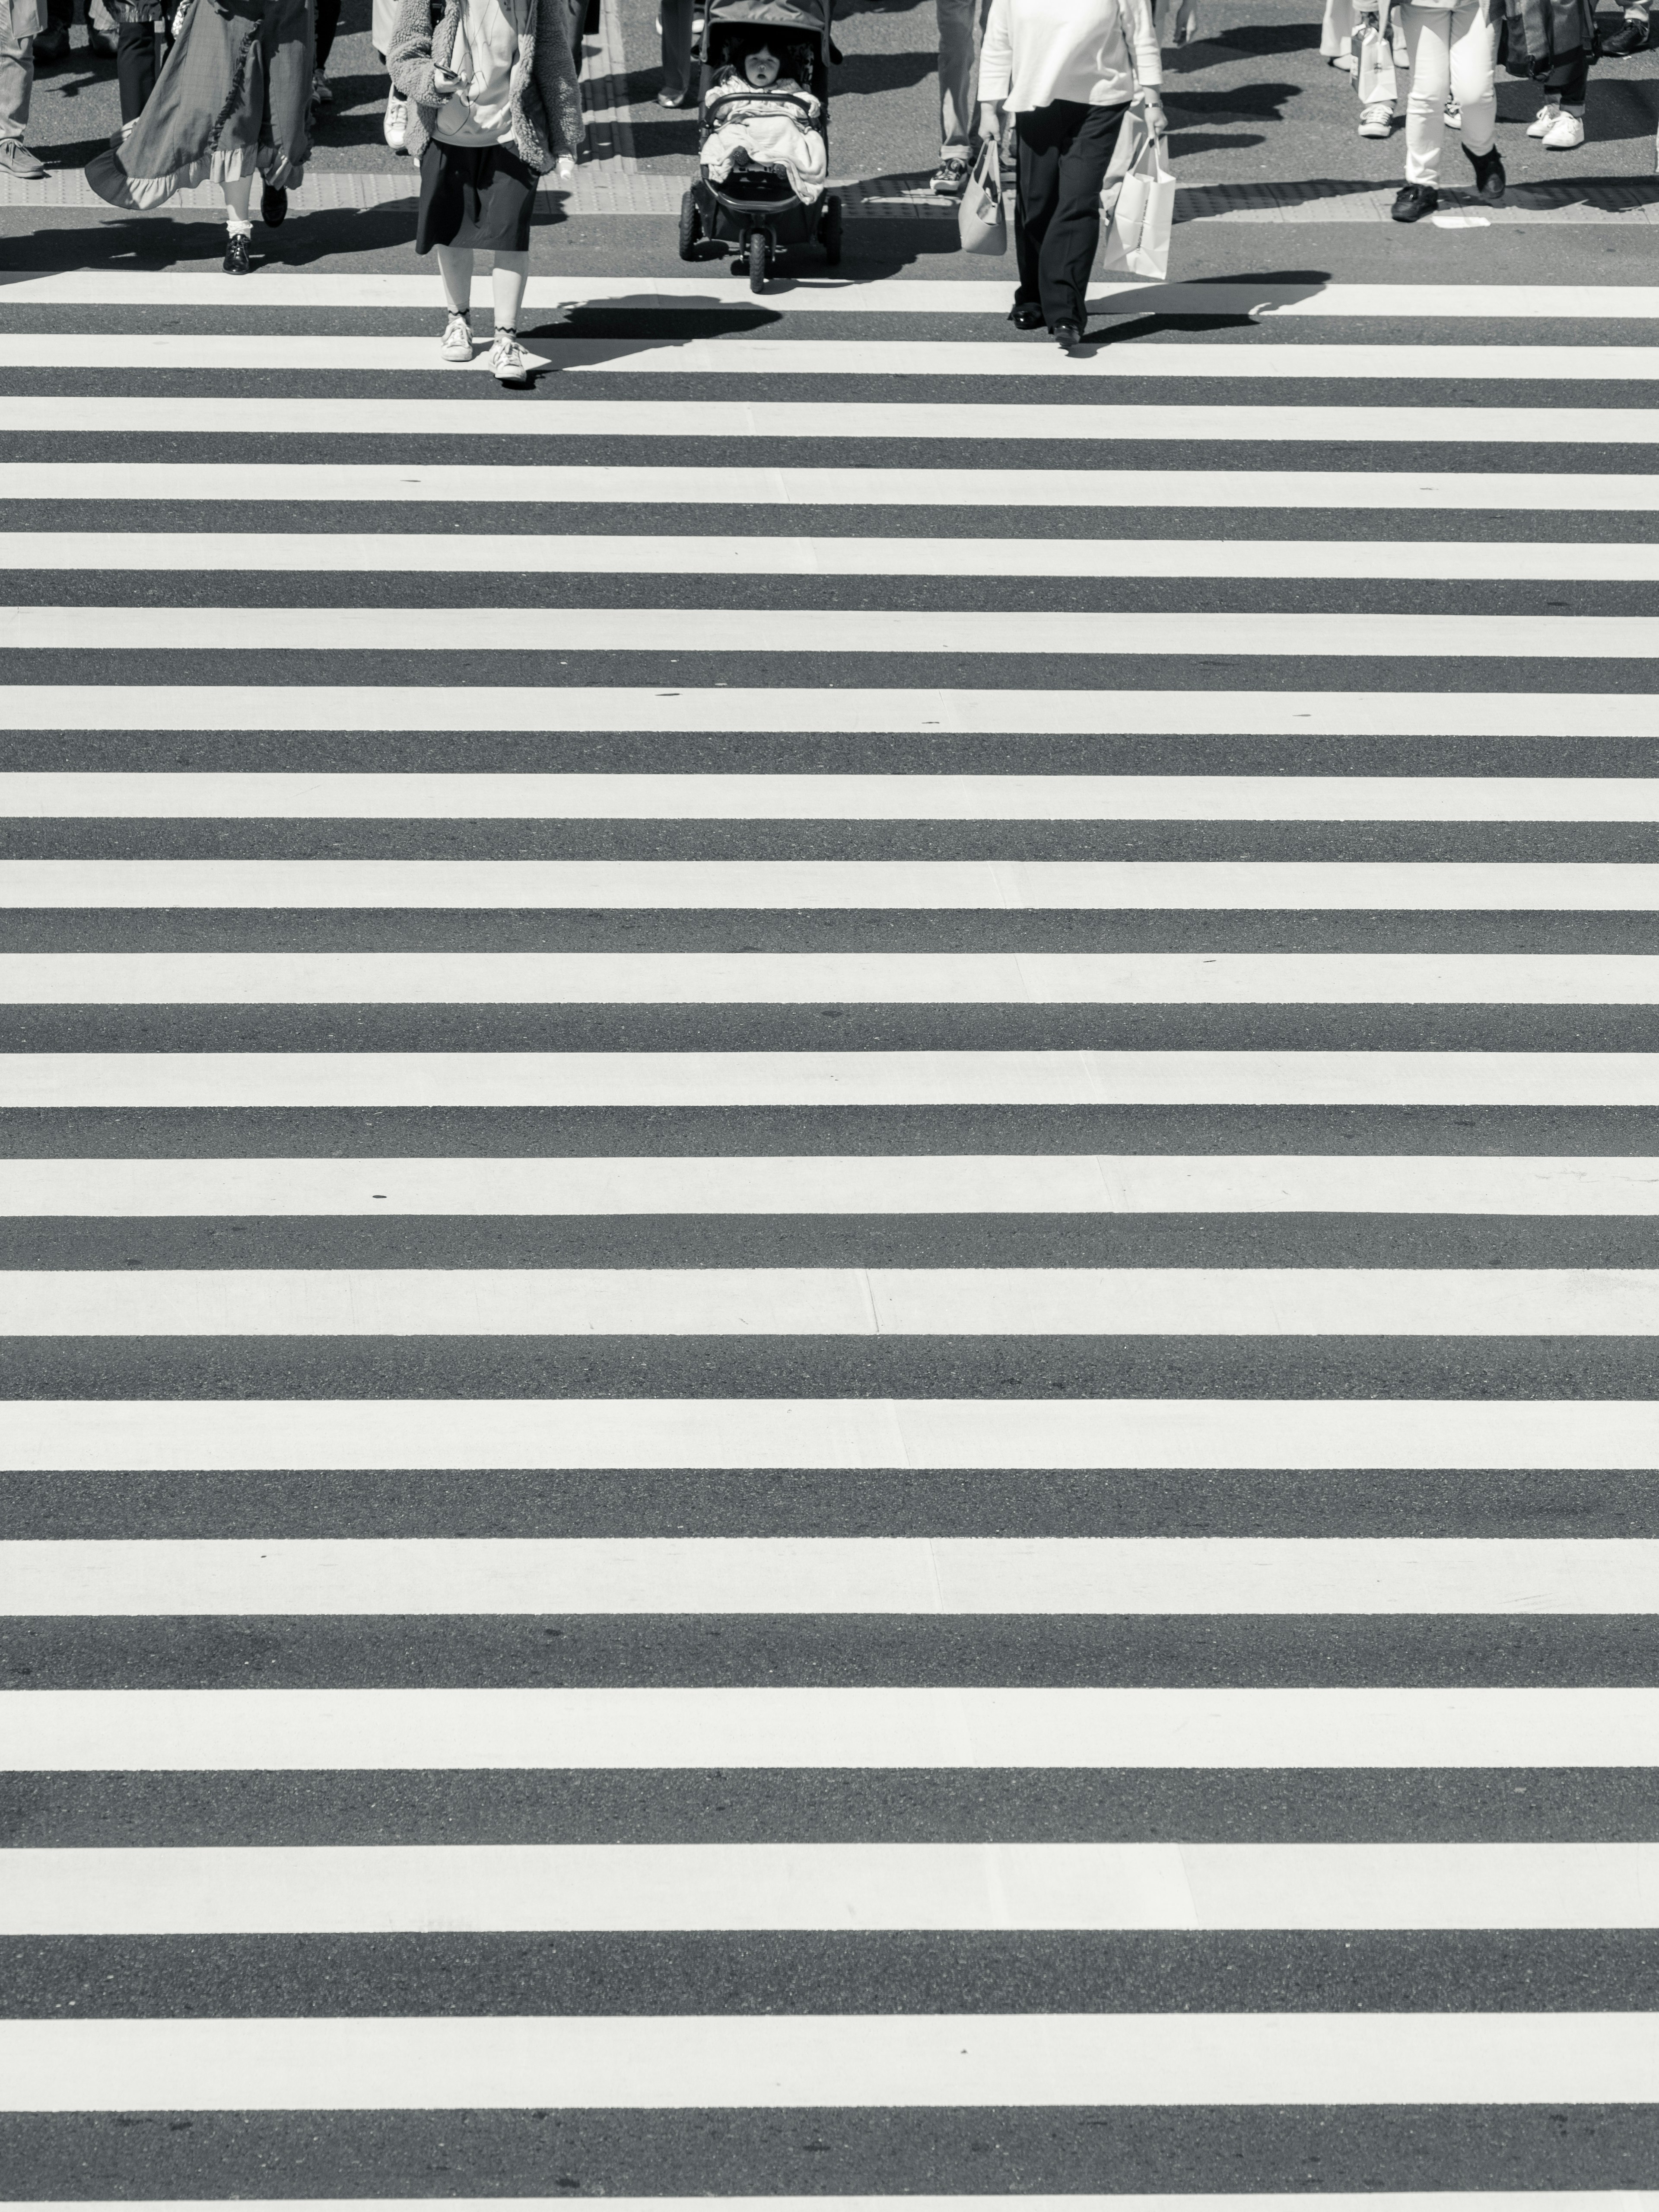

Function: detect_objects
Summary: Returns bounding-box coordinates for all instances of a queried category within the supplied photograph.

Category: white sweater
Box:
[978,0,1163,109]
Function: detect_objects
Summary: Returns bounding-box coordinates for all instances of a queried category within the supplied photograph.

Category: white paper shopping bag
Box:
[1098,111,1175,282]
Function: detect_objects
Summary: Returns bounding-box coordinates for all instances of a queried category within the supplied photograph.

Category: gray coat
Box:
[387,0,583,173]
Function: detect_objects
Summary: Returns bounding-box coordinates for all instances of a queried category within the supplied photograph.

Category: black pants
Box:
[114,16,168,122]
[660,0,693,98]
[1013,97,1126,331]
[315,0,337,66]
[1545,44,1588,97]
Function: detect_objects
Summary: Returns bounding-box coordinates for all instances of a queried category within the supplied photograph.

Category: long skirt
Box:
[84,0,311,210]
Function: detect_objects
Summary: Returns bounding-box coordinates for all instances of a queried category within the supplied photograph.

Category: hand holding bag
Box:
[957,135,1007,255]
[1098,94,1175,283]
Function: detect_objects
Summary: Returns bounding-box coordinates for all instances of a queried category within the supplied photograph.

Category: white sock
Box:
[227,216,253,236]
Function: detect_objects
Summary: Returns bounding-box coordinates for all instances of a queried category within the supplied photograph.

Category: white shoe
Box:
[1330,49,1355,68]
[311,66,331,105]
[440,310,472,363]
[1542,108,1584,146]
[384,88,408,152]
[1358,101,1393,135]
[491,329,529,383]
[1443,96,1461,128]
[1528,100,1560,134]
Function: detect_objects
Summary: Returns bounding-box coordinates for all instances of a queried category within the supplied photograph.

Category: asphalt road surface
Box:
[6,0,1659,2194]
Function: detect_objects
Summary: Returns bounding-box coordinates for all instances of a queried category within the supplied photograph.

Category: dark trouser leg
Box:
[114,17,164,121]
[1013,99,1070,312]
[314,0,338,67]
[660,0,692,97]
[1039,98,1124,328]
[1546,45,1588,100]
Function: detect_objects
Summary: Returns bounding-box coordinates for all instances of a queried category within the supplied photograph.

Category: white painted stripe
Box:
[12,1053,1659,1110]
[2,338,1657,379]
[10,689,1658,737]
[5,2010,1659,2111]
[5,1154,1659,1217]
[6,1537,1655,1617]
[6,1684,1659,1768]
[9,1840,1659,1933]
[11,273,1659,313]
[7,771,1659,822]
[8,396,1659,447]
[10,465,1659,512]
[5,1398,1659,1473]
[3,863,1658,912]
[16,535,1659,582]
[14,607,1659,658]
[15,1266,1659,1337]
[11,952,1659,1004]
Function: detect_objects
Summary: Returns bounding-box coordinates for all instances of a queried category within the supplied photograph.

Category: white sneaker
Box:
[1443,95,1461,128]
[491,329,529,383]
[1358,101,1393,136]
[1330,50,1355,69]
[1542,108,1585,146]
[1528,100,1560,134]
[441,310,472,363]
[384,88,408,152]
[311,66,331,105]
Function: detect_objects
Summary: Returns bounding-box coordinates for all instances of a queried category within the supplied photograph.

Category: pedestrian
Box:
[105,0,173,124]
[0,0,48,175]
[977,0,1164,349]
[1373,0,1505,222]
[658,0,691,104]
[932,0,994,197]
[388,0,583,384]
[84,0,313,272]
[1500,0,1599,144]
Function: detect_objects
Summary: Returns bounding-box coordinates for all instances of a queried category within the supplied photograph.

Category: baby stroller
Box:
[677,0,842,290]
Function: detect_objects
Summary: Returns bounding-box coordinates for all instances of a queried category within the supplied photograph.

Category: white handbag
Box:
[1098,97,1175,282]
[957,137,1007,255]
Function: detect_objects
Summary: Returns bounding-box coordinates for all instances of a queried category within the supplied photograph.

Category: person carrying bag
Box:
[957,131,1006,249]
[977,0,1165,349]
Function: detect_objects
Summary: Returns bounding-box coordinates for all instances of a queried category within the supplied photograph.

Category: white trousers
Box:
[1401,0,1497,182]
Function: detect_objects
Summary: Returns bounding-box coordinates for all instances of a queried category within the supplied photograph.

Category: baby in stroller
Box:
[701,30,827,204]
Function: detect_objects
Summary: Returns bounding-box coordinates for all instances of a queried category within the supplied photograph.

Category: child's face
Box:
[744,44,780,83]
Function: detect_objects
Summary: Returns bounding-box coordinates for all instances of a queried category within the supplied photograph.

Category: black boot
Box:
[1392,181,1439,221]
[222,229,251,274]
[261,181,287,225]
[1465,143,1505,199]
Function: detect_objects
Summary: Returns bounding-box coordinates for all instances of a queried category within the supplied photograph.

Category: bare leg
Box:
[492,248,528,330]
[436,243,474,313]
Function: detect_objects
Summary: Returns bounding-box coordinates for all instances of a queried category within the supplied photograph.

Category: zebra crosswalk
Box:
[4,269,1659,2199]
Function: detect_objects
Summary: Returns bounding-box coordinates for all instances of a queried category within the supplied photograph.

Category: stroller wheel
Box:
[747,230,769,292]
[821,193,842,267]
[677,189,701,261]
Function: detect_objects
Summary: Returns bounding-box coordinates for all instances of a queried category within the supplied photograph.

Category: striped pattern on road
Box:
[6,274,1659,2198]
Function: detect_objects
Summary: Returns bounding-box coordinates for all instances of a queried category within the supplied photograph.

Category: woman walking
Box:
[1376,0,1506,220]
[977,0,1165,349]
[84,0,311,271]
[388,0,583,382]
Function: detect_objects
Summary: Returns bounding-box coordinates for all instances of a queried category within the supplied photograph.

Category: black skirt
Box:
[416,137,538,252]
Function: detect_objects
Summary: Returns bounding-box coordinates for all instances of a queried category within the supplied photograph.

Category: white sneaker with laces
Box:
[491,329,529,384]
[1443,95,1461,127]
[1542,107,1585,146]
[1528,100,1560,134]
[384,88,408,151]
[1358,101,1392,135]
[441,311,472,364]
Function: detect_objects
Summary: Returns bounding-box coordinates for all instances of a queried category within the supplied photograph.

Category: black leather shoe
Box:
[222,230,251,274]
[261,182,287,225]
[1051,318,1084,348]
[1465,143,1505,199]
[1603,18,1648,52]
[1391,182,1438,221]
[1009,301,1045,330]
